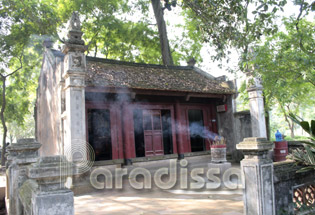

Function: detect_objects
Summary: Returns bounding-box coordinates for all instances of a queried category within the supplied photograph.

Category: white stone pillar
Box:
[236,137,275,215]
[62,12,87,161]
[247,76,267,138]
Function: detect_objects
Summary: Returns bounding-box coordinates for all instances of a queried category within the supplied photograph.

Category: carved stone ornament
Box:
[65,11,85,46]
[69,12,81,31]
[72,56,82,67]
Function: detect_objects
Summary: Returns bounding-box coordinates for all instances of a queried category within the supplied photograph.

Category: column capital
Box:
[236,137,273,154]
[246,73,263,92]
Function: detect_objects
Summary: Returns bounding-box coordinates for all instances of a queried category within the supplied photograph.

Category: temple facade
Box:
[35,12,238,165]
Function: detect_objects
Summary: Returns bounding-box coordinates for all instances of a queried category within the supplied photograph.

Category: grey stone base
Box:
[32,190,74,215]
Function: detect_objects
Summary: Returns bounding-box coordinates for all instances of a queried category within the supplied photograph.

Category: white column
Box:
[62,12,88,161]
[247,76,267,138]
[64,73,86,160]
[236,137,275,215]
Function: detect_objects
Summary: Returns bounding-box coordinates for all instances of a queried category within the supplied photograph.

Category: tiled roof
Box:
[85,57,234,94]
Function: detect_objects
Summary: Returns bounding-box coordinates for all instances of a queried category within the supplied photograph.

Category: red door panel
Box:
[143,110,164,157]
[153,131,163,155]
[144,132,154,156]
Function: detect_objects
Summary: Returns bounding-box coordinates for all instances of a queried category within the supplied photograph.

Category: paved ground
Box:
[75,189,243,215]
[74,155,244,215]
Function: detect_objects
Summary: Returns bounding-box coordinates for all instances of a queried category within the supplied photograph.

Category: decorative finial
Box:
[65,11,84,46]
[43,37,53,49]
[62,11,87,54]
[69,12,81,31]
[187,58,196,66]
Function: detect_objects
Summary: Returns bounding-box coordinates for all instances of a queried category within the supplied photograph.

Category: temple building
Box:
[35,12,239,165]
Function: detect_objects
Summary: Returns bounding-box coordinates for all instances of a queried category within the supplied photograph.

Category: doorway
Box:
[133,109,173,157]
[87,109,112,161]
[188,109,205,152]
[143,110,164,157]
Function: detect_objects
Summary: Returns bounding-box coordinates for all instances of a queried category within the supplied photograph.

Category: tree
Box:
[183,0,288,68]
[151,0,174,65]
[55,0,174,65]
[0,0,60,165]
[293,0,315,57]
[251,18,315,137]
[182,0,314,138]
[0,57,22,165]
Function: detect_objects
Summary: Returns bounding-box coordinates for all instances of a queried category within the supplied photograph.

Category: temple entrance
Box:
[188,109,205,152]
[87,109,112,161]
[133,109,173,158]
[143,110,164,157]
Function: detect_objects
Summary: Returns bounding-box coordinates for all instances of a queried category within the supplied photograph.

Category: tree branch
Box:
[295,1,315,56]
[5,55,23,78]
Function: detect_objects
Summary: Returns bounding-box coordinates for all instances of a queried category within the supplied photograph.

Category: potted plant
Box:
[209,136,227,163]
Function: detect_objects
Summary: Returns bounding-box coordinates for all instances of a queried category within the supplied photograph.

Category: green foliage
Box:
[182,0,287,66]
[250,18,315,137]
[287,114,315,172]
[236,80,250,111]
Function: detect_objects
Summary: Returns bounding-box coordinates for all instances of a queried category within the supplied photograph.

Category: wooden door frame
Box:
[181,104,218,152]
[85,102,123,160]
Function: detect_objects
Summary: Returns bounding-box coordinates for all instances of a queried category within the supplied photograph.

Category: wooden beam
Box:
[85,86,225,99]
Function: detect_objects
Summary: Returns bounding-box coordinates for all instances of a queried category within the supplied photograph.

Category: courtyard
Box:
[74,155,243,215]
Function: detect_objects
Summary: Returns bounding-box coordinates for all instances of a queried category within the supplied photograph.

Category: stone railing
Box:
[273,161,315,214]
[6,138,76,215]
[237,137,315,215]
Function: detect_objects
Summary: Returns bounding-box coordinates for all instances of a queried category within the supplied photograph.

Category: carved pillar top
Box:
[246,72,263,92]
[61,12,87,79]
[6,138,41,168]
[236,137,273,159]
[62,11,87,54]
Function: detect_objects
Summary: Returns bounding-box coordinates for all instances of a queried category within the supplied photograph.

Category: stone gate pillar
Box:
[62,12,87,160]
[236,137,275,215]
[19,156,75,215]
[6,138,41,215]
[246,75,267,138]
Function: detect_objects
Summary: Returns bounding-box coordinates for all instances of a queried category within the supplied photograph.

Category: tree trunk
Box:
[9,133,13,144]
[151,0,174,66]
[284,113,295,138]
[290,123,295,138]
[1,77,7,166]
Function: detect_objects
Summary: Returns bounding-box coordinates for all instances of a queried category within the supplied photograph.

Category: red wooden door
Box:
[143,110,164,157]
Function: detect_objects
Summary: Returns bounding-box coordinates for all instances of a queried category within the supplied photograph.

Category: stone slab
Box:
[33,190,74,215]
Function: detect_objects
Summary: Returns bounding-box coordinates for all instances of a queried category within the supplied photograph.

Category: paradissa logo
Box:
[89,159,241,190]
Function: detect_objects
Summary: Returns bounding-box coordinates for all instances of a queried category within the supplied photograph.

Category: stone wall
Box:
[217,94,236,157]
[237,137,315,215]
[233,111,251,161]
[273,161,315,214]
[36,48,64,156]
